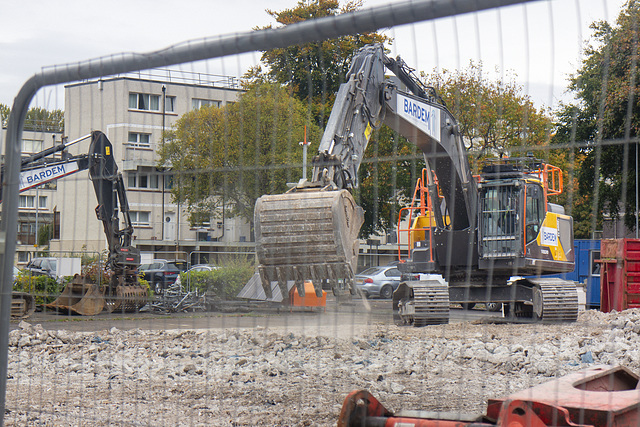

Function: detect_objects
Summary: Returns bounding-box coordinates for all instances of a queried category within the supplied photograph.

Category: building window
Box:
[128,171,160,189]
[190,211,211,228]
[129,93,175,112]
[19,195,47,209]
[130,211,150,227]
[19,195,35,208]
[164,174,174,190]
[127,132,151,148]
[22,139,44,153]
[192,98,221,110]
[129,93,160,111]
[149,174,159,189]
[165,96,176,112]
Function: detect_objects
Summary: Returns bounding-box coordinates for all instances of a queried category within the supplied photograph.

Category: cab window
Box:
[525,183,545,243]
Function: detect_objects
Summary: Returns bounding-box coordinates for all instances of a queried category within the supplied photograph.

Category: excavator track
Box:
[413,282,450,326]
[11,292,36,318]
[513,278,579,322]
[393,277,450,326]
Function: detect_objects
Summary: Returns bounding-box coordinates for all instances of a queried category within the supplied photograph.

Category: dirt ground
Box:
[3,303,638,426]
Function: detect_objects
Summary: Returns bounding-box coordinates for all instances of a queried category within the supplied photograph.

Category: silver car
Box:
[175,264,219,289]
[354,266,402,299]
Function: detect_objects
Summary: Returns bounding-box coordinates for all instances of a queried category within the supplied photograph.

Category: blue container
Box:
[556,239,601,309]
[530,240,601,309]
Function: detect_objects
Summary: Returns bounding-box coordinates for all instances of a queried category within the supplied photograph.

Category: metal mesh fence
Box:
[2,0,640,425]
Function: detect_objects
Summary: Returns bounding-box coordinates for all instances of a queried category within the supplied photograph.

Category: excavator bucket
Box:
[254,189,364,299]
[104,284,148,313]
[11,292,36,318]
[45,275,105,316]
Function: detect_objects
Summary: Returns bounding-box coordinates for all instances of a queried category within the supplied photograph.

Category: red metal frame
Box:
[599,239,640,312]
[338,366,640,427]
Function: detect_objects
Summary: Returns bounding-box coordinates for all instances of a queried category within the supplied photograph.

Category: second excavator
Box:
[6,131,147,316]
[254,44,578,325]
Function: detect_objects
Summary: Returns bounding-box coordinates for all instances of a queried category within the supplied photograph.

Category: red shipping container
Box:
[599,239,640,312]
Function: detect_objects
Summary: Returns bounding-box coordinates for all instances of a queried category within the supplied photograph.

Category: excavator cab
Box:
[477,158,574,276]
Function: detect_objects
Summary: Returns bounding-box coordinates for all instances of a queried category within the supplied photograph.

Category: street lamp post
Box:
[299,125,308,180]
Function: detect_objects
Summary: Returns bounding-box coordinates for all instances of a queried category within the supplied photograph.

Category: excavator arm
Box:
[43,131,146,315]
[254,43,478,300]
[88,130,140,273]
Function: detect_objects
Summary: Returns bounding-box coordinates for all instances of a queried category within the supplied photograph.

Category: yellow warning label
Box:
[365,123,372,141]
[105,147,111,156]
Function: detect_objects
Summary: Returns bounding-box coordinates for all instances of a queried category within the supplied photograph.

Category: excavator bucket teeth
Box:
[11,292,36,318]
[255,189,364,292]
[104,285,148,313]
[45,275,105,316]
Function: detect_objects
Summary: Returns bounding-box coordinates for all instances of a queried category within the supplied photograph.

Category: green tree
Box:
[0,104,64,132]
[0,103,9,128]
[37,223,54,247]
[355,126,421,238]
[158,82,321,225]
[552,104,599,238]
[426,62,552,157]
[254,0,390,126]
[251,0,404,237]
[553,2,640,233]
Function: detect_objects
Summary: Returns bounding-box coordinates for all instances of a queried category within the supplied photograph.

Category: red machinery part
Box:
[599,239,640,312]
[338,366,640,427]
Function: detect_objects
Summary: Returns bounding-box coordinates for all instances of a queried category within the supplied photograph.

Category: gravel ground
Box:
[4,309,640,426]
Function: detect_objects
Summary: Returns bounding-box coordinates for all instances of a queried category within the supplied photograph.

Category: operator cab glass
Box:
[479,183,521,258]
[525,183,545,243]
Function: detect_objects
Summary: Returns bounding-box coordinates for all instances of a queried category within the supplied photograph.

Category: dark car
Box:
[25,257,57,278]
[354,266,402,299]
[139,259,186,295]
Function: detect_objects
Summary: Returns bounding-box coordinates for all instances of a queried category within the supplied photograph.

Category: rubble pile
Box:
[4,309,640,426]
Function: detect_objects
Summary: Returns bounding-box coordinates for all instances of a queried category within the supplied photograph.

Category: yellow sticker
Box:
[105,146,111,156]
[365,123,372,141]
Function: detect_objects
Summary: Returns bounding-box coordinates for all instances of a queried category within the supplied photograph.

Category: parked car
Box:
[25,257,57,278]
[139,259,186,295]
[354,265,402,299]
[175,264,219,289]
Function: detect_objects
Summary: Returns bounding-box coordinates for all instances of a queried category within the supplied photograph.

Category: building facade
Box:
[49,71,250,264]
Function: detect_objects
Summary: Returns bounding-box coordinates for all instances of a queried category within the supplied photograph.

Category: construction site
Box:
[1,0,640,425]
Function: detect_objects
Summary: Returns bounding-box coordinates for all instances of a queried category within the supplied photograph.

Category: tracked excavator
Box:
[254,43,578,324]
[5,131,147,316]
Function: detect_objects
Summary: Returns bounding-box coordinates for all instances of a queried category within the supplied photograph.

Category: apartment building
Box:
[50,70,249,264]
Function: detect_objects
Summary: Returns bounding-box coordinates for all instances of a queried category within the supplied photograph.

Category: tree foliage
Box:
[554,2,640,233]
[0,104,9,128]
[355,126,421,238]
[0,103,64,132]
[254,0,390,126]
[426,62,552,157]
[158,82,321,225]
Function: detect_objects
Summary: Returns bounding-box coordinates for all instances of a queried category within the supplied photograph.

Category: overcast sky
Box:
[0,0,627,112]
